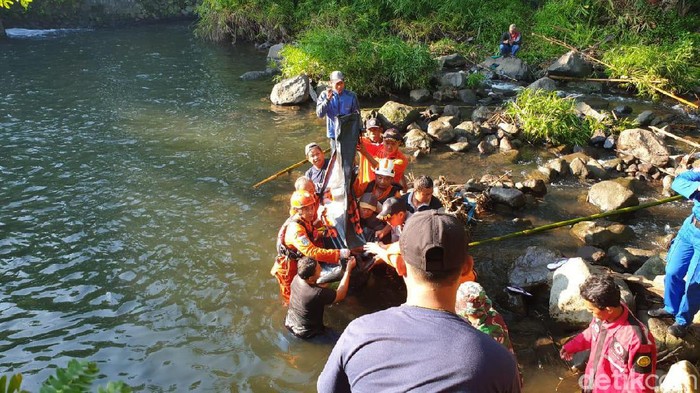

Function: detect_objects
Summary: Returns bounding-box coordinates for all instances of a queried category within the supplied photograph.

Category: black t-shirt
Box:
[285,275,336,338]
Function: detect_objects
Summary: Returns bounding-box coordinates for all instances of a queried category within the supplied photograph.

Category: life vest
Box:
[275,216,311,260]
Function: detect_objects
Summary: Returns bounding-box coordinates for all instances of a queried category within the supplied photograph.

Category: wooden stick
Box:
[252,147,332,189]
[548,75,662,84]
[468,195,683,247]
[533,33,699,110]
[650,125,700,150]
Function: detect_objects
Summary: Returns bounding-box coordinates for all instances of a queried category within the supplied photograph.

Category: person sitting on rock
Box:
[500,24,522,58]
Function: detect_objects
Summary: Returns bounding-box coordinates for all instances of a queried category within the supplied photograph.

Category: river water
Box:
[0,23,692,392]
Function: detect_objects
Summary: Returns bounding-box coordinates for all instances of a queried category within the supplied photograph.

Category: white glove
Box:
[340,249,351,259]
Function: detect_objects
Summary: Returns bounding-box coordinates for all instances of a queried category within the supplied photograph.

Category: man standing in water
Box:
[271,190,350,304]
[318,210,521,392]
[285,256,356,340]
[316,71,360,149]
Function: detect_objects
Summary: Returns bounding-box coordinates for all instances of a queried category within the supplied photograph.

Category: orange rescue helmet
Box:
[290,190,316,209]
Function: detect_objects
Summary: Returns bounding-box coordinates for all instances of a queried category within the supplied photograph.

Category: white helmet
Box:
[374,159,395,177]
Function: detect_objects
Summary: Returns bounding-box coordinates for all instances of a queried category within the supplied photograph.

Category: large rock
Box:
[570,221,634,248]
[527,77,557,92]
[458,89,478,105]
[404,129,432,150]
[437,53,467,69]
[240,69,276,81]
[587,180,639,212]
[427,118,456,143]
[550,258,635,327]
[617,128,670,167]
[634,256,666,280]
[489,187,526,209]
[378,101,421,131]
[471,106,493,123]
[575,101,608,122]
[607,246,655,272]
[480,57,530,80]
[269,75,310,105]
[448,139,470,152]
[516,178,547,197]
[634,110,655,127]
[645,315,700,362]
[410,88,431,103]
[569,157,590,179]
[267,43,284,68]
[547,51,593,78]
[440,72,466,88]
[659,361,700,393]
[508,246,563,289]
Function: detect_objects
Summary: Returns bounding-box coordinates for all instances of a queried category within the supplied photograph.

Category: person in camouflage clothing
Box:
[456,281,515,356]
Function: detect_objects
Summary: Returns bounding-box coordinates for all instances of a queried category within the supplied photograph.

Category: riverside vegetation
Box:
[195,0,699,113]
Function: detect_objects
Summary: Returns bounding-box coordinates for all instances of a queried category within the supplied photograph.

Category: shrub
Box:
[465,72,486,89]
[280,26,437,96]
[0,360,131,393]
[195,0,293,42]
[601,35,700,98]
[505,89,592,146]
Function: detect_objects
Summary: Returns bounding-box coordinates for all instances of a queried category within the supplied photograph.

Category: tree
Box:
[1,0,32,39]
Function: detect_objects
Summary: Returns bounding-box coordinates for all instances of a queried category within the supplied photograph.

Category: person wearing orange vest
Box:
[353,158,402,206]
[356,118,384,184]
[271,190,350,304]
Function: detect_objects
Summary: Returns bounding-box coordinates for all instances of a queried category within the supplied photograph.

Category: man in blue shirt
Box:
[648,168,700,338]
[316,71,360,149]
[318,211,521,393]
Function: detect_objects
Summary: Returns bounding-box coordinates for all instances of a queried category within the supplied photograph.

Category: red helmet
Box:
[290,190,315,209]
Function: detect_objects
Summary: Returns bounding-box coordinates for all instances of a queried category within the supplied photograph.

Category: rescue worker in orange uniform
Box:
[353,158,402,206]
[271,190,351,304]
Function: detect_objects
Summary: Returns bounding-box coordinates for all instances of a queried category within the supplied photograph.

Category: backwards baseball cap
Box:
[304,142,321,156]
[377,197,407,220]
[399,210,467,272]
[365,118,382,130]
[330,70,345,82]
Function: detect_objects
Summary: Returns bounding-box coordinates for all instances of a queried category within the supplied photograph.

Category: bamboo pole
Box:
[252,147,332,189]
[533,33,699,110]
[548,75,662,84]
[650,125,700,150]
[467,194,683,247]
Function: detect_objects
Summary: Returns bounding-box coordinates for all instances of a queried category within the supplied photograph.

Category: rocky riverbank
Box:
[251,43,700,388]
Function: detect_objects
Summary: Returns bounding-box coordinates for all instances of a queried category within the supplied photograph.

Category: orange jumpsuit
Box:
[271,215,340,304]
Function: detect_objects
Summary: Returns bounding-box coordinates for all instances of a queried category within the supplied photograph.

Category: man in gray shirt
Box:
[318,211,521,392]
